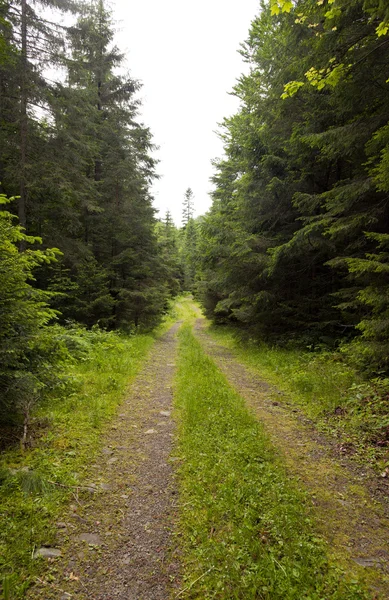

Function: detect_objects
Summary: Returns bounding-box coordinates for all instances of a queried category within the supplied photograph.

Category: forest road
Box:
[29,322,181,600]
[29,312,389,599]
[193,317,389,597]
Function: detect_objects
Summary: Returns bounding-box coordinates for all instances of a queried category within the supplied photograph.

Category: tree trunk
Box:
[19,0,28,247]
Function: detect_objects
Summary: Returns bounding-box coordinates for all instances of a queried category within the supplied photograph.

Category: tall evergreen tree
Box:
[180,217,200,292]
[155,211,183,296]
[0,0,77,234]
[48,0,168,329]
[182,187,194,226]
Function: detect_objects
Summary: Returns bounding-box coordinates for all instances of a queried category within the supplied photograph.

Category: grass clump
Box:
[0,326,154,598]
[174,324,369,599]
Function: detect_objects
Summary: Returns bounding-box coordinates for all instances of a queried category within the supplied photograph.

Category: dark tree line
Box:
[0,0,180,426]
[0,0,171,331]
[195,0,389,375]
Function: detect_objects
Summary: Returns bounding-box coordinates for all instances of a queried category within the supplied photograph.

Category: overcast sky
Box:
[110,0,260,225]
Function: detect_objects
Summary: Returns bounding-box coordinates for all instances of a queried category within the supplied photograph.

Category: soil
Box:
[194,317,389,596]
[29,323,181,600]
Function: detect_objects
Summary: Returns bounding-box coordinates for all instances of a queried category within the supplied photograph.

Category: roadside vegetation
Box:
[0,327,155,598]
[206,324,389,474]
[174,322,370,599]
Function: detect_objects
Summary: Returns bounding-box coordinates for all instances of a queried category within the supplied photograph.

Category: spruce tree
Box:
[50,0,167,329]
[182,187,194,226]
[198,0,389,363]
[0,0,77,234]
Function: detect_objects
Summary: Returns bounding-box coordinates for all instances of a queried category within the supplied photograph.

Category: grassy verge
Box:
[0,327,155,598]
[207,325,389,472]
[174,323,369,599]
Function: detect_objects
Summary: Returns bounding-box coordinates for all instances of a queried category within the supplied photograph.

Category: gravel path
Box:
[30,323,181,600]
[194,317,389,597]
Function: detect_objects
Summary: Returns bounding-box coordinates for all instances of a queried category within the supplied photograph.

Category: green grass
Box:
[208,326,357,418]
[174,324,369,599]
[0,328,155,598]
[154,294,201,336]
[169,294,202,325]
[207,326,389,470]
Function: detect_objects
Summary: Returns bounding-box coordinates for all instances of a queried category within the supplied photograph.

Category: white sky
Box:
[110,0,260,225]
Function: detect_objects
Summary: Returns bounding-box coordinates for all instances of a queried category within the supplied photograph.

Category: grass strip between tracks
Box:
[174,323,369,599]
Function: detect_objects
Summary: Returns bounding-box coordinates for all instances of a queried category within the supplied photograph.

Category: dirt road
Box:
[194,317,389,596]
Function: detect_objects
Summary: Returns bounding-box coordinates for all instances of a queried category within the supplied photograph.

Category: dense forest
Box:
[1,0,389,433]
[2,2,389,596]
[0,0,190,429]
[192,0,389,377]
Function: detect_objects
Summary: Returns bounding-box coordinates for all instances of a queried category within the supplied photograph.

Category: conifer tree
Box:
[0,0,77,234]
[198,0,389,367]
[181,217,199,292]
[155,211,183,296]
[48,0,167,329]
[182,187,194,226]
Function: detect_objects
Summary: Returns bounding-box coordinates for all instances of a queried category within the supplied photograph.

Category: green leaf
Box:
[376,21,389,37]
[270,0,293,16]
[281,80,304,98]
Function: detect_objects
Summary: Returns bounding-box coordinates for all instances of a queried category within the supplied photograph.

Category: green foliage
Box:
[155,212,183,296]
[0,195,65,425]
[0,0,173,335]
[180,217,200,292]
[339,233,389,374]
[196,0,389,376]
[49,255,115,328]
[270,0,293,15]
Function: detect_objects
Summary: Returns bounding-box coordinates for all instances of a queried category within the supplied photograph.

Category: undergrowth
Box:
[208,325,389,472]
[0,326,154,598]
[174,324,369,599]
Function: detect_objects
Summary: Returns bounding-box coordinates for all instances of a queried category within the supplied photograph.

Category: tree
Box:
[197,0,389,365]
[0,0,77,236]
[51,0,168,330]
[0,194,61,429]
[182,187,194,226]
[180,217,199,292]
[155,211,183,295]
